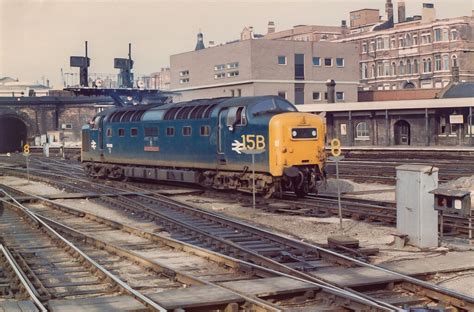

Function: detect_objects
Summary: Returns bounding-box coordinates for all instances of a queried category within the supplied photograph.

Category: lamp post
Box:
[242,149,266,209]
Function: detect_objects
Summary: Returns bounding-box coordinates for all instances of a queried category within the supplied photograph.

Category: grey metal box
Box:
[396,165,439,248]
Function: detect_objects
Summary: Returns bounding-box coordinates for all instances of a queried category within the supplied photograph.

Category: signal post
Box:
[23,144,30,184]
[328,139,344,230]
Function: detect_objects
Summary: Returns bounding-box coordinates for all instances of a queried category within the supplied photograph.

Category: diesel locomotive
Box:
[81,96,327,197]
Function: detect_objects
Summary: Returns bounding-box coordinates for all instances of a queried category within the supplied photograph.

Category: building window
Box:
[383,62,390,76]
[278,56,287,65]
[399,61,405,75]
[166,127,175,136]
[237,89,241,97]
[371,64,375,78]
[214,64,225,71]
[118,128,125,137]
[355,122,369,138]
[227,62,239,69]
[413,59,419,74]
[200,125,210,136]
[324,58,332,67]
[451,29,458,41]
[377,62,383,77]
[362,42,368,53]
[406,59,412,75]
[361,63,368,79]
[230,89,235,97]
[227,71,239,78]
[399,36,405,48]
[294,83,304,105]
[376,38,384,50]
[179,78,189,84]
[182,126,192,136]
[179,70,189,77]
[369,41,375,52]
[106,128,112,137]
[434,29,442,41]
[312,92,321,101]
[434,55,442,71]
[278,91,287,99]
[442,28,449,41]
[444,57,453,71]
[336,58,344,67]
[391,62,396,76]
[413,34,418,45]
[324,92,328,100]
[130,128,138,137]
[336,92,344,101]
[405,34,412,46]
[214,73,225,79]
[312,57,321,66]
[61,123,73,129]
[452,54,458,68]
[390,37,396,49]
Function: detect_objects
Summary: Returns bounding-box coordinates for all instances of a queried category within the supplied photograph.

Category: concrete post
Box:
[396,165,438,248]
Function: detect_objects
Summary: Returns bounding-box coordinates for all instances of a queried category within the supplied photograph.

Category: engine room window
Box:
[130,128,138,137]
[291,128,317,139]
[166,127,175,136]
[106,128,112,137]
[200,125,210,136]
[182,126,192,136]
[144,127,159,137]
[118,128,125,137]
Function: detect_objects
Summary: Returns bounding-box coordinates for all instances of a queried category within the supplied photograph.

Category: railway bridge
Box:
[0,96,113,153]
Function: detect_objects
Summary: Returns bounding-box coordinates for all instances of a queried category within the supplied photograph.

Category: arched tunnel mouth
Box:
[0,116,28,153]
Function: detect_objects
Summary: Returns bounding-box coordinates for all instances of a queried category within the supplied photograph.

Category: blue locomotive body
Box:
[82,96,326,197]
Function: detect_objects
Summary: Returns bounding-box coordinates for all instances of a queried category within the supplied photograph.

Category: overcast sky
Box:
[0,0,471,88]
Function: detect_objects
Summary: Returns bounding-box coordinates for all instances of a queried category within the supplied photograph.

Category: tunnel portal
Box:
[0,116,28,153]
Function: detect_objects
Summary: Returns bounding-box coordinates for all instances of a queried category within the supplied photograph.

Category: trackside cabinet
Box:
[396,165,439,248]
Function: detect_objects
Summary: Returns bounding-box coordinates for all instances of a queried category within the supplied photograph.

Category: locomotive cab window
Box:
[250,98,296,116]
[166,127,175,136]
[226,106,247,128]
[291,128,318,140]
[118,128,125,137]
[130,128,138,137]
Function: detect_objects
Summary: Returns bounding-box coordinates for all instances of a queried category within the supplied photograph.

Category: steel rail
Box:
[0,244,47,312]
[0,190,168,312]
[22,188,398,312]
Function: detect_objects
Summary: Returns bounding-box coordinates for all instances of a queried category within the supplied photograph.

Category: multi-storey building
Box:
[258,1,474,91]
[170,39,359,103]
[338,3,474,90]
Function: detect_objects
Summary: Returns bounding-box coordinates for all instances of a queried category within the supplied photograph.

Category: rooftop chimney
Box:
[422,3,436,23]
[195,31,205,51]
[341,20,347,28]
[267,21,275,34]
[326,80,336,104]
[398,0,406,23]
[385,0,393,23]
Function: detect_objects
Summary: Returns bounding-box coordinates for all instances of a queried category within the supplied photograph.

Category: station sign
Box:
[449,115,464,124]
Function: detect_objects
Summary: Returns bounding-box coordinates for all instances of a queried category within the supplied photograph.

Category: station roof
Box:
[296,97,474,113]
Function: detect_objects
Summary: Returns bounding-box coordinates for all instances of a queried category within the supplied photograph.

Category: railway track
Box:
[1,164,473,310]
[1,185,394,311]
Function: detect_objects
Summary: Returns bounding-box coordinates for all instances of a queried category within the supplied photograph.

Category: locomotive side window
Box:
[235,107,247,126]
[182,126,192,136]
[130,128,138,137]
[166,127,175,136]
[118,128,125,137]
[200,125,210,136]
[106,128,112,137]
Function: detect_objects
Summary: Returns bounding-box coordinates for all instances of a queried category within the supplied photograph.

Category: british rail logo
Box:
[232,135,266,154]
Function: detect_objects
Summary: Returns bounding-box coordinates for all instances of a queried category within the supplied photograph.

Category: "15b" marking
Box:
[241,135,265,150]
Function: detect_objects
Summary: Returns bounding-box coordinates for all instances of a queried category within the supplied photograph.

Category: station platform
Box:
[326,146,474,152]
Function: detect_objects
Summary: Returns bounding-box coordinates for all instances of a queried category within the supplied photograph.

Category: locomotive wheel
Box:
[263,185,275,199]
